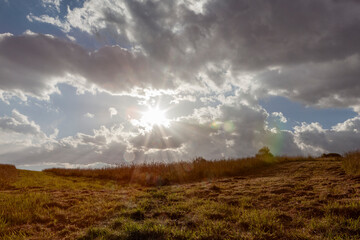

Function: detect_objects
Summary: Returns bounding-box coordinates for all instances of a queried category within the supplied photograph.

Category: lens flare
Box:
[224,121,235,132]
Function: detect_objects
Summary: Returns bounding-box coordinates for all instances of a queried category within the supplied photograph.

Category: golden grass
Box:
[342,151,360,176]
[44,156,313,186]
[0,170,133,239]
[79,160,360,240]
[2,156,360,239]
[0,164,17,189]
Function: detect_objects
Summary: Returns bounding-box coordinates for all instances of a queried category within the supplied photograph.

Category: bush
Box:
[342,151,360,175]
[255,147,274,160]
[321,153,342,159]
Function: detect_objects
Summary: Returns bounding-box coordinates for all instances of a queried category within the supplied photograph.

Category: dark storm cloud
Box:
[257,55,360,108]
[25,0,360,108]
[102,0,360,70]
[0,33,173,99]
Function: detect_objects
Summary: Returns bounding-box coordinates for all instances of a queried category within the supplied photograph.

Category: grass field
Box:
[44,154,311,186]
[0,153,359,239]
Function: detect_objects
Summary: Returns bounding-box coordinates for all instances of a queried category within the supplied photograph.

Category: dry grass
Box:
[44,156,313,186]
[79,159,360,240]
[342,151,360,176]
[2,153,360,239]
[0,170,136,239]
[0,164,17,189]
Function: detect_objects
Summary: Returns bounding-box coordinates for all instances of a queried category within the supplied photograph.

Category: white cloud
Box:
[84,112,95,118]
[41,0,61,13]
[1,100,359,167]
[272,112,287,123]
[27,13,71,32]
[293,117,360,155]
[109,107,118,118]
[0,110,55,156]
[0,109,42,136]
[2,0,360,167]
[17,161,116,171]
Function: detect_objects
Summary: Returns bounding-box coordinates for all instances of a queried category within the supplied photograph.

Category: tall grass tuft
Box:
[342,151,360,176]
[44,155,311,186]
[0,164,17,189]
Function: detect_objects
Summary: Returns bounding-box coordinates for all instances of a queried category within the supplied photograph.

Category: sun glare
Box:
[140,107,169,128]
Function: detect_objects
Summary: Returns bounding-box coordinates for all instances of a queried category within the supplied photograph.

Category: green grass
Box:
[0,192,51,225]
[79,191,293,240]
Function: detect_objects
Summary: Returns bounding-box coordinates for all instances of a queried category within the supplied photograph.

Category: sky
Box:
[1,0,360,170]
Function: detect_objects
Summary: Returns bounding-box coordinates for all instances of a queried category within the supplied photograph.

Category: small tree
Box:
[256,146,274,159]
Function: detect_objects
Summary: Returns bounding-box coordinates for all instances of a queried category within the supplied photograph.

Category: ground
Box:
[1,159,360,239]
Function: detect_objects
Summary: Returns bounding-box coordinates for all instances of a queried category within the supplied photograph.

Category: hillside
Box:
[1,159,360,239]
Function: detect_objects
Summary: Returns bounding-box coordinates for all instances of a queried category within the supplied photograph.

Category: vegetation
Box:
[255,146,274,159]
[342,151,360,175]
[0,164,17,189]
[0,170,134,239]
[321,153,342,159]
[1,150,360,239]
[44,156,280,186]
[78,159,360,240]
[45,150,313,187]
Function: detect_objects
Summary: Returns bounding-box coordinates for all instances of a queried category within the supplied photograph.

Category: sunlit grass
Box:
[44,155,315,187]
[0,168,132,239]
[2,152,360,239]
[342,151,360,175]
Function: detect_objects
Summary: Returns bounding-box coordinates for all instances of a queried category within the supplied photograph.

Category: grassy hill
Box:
[1,154,360,239]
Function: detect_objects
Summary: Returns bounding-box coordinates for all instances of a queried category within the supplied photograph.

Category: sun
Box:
[140,107,169,129]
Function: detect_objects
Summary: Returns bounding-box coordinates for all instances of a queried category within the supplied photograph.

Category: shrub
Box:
[255,146,274,160]
[342,151,360,175]
[321,153,342,159]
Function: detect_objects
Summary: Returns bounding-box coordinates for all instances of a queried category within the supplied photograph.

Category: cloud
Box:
[0,33,177,100]
[1,100,358,167]
[41,0,61,13]
[84,112,95,118]
[130,125,183,150]
[17,161,116,171]
[0,109,42,135]
[27,13,71,32]
[129,100,299,160]
[0,124,129,165]
[2,0,360,167]
[22,0,360,109]
[0,98,292,165]
[272,112,287,123]
[0,110,55,156]
[257,55,360,110]
[294,116,360,155]
[109,107,118,118]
